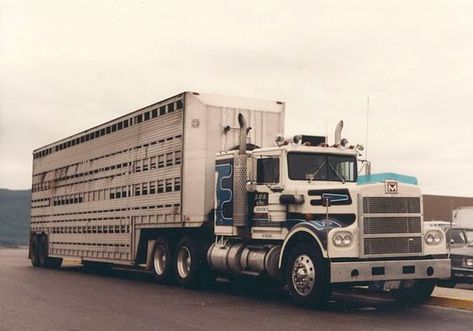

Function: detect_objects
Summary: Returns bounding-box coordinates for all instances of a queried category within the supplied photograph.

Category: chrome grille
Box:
[361,195,423,256]
[363,217,422,234]
[364,237,422,255]
[363,197,420,214]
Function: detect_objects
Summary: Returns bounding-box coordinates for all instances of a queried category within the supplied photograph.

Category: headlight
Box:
[332,232,353,247]
[424,230,443,245]
[463,258,473,268]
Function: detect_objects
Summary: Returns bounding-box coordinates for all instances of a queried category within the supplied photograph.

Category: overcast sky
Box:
[1,0,472,196]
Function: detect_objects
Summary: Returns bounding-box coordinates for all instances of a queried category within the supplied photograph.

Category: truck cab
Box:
[210,128,450,306]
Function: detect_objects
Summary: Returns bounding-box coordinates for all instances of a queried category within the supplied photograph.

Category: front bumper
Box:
[330,258,451,283]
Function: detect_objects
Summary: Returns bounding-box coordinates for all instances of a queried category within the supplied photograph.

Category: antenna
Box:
[365,96,370,160]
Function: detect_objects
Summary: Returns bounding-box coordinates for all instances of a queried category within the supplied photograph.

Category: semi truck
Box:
[30,91,450,306]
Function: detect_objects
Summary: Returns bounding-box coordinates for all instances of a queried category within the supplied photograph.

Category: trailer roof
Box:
[191,92,284,112]
[33,92,285,153]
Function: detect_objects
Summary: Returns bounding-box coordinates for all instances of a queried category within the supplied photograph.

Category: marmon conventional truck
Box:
[30,92,450,306]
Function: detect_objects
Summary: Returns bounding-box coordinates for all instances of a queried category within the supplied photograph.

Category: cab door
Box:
[250,152,284,227]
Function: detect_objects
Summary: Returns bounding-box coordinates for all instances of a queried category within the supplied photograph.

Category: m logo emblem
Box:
[385,181,398,194]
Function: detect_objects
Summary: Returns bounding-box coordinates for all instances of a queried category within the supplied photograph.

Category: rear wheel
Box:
[175,237,207,289]
[152,237,174,284]
[286,242,331,308]
[38,235,49,267]
[30,235,41,267]
[392,279,436,304]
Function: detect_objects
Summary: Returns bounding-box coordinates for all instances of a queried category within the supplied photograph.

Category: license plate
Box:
[383,280,401,290]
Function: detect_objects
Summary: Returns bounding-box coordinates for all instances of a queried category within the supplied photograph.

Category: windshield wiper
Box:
[328,161,346,184]
[308,161,326,183]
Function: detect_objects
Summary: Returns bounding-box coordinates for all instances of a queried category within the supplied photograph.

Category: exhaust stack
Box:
[334,120,343,145]
[238,113,247,154]
[233,113,249,230]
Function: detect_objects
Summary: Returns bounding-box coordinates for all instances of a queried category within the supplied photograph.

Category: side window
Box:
[256,158,279,184]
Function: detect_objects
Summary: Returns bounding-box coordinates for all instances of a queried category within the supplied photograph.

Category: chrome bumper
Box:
[330,258,451,283]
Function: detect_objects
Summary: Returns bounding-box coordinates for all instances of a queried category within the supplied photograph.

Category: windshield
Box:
[287,152,357,182]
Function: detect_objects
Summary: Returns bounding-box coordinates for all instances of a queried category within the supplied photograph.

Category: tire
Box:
[286,242,331,308]
[392,279,436,304]
[30,235,41,268]
[175,237,207,289]
[38,234,49,267]
[151,236,175,284]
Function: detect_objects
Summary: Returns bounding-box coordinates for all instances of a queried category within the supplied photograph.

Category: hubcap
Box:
[291,254,316,296]
[177,246,192,279]
[153,245,167,275]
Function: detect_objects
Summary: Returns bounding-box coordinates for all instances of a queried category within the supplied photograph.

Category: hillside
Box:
[0,189,31,247]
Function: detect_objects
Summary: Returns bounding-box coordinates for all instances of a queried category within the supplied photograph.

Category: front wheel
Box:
[286,242,331,307]
[392,279,436,304]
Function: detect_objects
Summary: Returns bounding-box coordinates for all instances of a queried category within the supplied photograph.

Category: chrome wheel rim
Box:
[153,245,167,275]
[291,254,316,296]
[177,246,191,279]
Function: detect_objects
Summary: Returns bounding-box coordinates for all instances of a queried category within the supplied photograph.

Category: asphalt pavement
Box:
[1,248,472,331]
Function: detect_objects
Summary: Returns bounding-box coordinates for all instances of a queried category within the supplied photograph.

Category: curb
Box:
[427,295,473,311]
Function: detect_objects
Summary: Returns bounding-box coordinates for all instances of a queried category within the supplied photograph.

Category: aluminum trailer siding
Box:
[30,92,284,265]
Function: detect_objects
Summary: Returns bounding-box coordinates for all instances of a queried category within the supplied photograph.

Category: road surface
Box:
[0,248,472,331]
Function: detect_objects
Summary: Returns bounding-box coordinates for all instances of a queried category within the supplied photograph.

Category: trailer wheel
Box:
[392,279,436,304]
[175,238,205,289]
[152,237,174,284]
[286,242,331,308]
[38,234,49,267]
[30,235,41,268]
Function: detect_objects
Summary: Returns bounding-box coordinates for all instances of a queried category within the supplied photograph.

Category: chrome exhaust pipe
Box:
[233,113,248,230]
[238,113,247,154]
[334,120,343,145]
